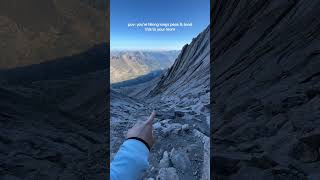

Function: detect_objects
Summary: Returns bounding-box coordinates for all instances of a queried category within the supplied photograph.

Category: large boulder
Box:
[170,148,192,172]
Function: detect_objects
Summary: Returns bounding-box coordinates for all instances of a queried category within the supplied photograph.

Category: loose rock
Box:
[182,124,190,131]
[156,167,179,180]
[159,151,170,168]
[153,122,162,130]
[162,123,182,136]
[170,148,192,171]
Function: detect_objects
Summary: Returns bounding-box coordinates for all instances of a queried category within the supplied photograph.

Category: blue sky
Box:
[110,0,210,50]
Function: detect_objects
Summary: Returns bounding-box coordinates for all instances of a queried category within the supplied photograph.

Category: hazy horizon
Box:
[110,49,181,52]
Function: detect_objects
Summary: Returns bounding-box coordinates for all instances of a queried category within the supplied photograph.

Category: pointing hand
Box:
[127,110,156,149]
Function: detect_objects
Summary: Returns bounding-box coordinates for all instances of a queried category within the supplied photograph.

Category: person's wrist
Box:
[127,137,151,151]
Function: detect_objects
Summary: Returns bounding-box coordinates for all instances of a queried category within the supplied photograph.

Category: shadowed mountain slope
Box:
[211,0,320,179]
[0,43,108,84]
[0,44,109,179]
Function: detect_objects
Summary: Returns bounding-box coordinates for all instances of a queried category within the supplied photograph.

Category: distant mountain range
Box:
[110,50,179,83]
[0,0,107,69]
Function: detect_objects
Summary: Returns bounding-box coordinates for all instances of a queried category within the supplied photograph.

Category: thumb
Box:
[145,110,156,125]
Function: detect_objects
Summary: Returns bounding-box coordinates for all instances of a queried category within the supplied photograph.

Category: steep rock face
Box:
[149,27,210,109]
[211,0,320,179]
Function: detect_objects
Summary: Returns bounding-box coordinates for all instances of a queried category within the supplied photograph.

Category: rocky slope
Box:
[0,46,108,179]
[211,0,320,179]
[0,0,107,69]
[110,51,179,83]
[111,27,210,180]
[149,27,210,113]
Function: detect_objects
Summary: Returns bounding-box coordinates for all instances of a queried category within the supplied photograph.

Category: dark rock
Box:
[212,0,320,178]
[0,70,108,178]
[290,131,320,163]
[309,173,320,180]
[300,131,320,149]
[1,175,21,180]
[212,154,241,176]
[248,155,278,169]
[271,167,307,180]
[174,111,184,118]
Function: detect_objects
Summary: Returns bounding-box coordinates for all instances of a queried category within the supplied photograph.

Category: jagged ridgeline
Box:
[111,26,210,179]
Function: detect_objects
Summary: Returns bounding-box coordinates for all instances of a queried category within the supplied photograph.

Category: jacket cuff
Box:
[127,137,151,151]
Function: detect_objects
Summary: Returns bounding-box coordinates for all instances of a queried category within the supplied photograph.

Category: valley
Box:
[110,50,179,83]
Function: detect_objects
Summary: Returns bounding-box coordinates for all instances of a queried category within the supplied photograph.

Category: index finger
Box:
[145,110,156,125]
